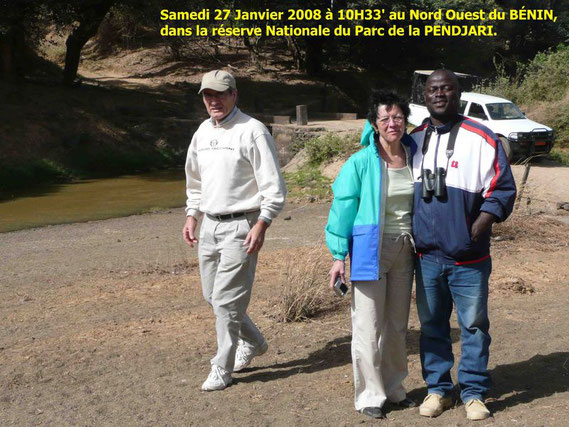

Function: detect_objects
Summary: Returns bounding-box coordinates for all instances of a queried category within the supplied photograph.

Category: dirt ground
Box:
[1,163,569,426]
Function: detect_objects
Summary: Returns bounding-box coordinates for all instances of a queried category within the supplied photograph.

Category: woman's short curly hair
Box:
[366,90,410,125]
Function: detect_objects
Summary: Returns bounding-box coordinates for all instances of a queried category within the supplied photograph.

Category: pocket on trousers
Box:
[199,216,210,241]
[221,244,249,266]
[233,217,251,242]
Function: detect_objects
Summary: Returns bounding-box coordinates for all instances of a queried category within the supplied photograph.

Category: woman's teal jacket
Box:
[325,121,416,281]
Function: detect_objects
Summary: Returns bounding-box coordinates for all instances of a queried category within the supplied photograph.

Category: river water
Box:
[0,169,186,233]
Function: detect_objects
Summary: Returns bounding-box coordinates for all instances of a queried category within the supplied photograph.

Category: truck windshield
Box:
[486,102,525,120]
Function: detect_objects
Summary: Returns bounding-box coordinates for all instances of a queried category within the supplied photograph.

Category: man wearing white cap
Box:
[183,69,286,391]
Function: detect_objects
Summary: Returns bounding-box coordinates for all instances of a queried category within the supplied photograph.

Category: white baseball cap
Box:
[198,70,236,94]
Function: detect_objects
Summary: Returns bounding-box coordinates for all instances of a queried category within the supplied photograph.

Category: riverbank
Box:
[0,169,185,233]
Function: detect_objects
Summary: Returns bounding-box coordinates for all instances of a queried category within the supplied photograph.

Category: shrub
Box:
[474,61,524,103]
[0,159,71,198]
[519,44,569,103]
[304,132,360,165]
[540,97,569,148]
[283,165,332,201]
[477,44,569,105]
[275,245,344,322]
[550,148,569,166]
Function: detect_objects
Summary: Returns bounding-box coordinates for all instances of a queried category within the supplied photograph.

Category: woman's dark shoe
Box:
[392,397,417,408]
[359,407,385,419]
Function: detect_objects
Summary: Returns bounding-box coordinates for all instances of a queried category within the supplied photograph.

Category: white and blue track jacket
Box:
[410,116,517,264]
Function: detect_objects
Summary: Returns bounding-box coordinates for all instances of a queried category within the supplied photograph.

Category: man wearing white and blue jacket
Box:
[410,70,516,421]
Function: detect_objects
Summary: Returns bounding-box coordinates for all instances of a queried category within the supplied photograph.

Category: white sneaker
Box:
[233,339,268,372]
[201,365,232,391]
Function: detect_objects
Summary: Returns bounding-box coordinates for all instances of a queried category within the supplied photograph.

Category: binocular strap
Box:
[420,119,462,177]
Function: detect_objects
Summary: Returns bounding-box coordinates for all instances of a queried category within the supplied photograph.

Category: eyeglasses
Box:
[378,115,405,126]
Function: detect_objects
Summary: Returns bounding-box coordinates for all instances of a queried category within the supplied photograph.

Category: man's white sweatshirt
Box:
[185,108,286,221]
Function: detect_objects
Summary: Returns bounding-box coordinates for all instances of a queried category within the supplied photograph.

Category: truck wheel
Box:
[499,136,512,162]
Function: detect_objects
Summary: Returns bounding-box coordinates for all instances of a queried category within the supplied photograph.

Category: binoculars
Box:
[422,167,447,199]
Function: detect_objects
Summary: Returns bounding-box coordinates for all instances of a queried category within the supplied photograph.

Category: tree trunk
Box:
[0,34,14,79]
[285,36,303,70]
[62,0,115,86]
[0,26,27,81]
[304,37,324,76]
[243,35,264,72]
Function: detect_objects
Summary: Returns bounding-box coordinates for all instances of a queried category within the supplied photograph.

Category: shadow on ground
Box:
[244,329,568,415]
[490,351,569,413]
[236,335,352,384]
[236,328,463,385]
[403,351,569,415]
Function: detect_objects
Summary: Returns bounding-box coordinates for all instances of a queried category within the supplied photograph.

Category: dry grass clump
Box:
[493,212,569,251]
[493,276,536,295]
[274,244,345,322]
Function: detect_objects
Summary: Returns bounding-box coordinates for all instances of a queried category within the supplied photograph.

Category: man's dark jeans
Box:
[416,256,492,402]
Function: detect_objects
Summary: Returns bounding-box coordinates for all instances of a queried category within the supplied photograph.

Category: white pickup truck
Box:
[408,71,555,160]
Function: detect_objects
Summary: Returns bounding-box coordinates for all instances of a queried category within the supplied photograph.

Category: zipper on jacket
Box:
[429,129,440,253]
[377,150,385,280]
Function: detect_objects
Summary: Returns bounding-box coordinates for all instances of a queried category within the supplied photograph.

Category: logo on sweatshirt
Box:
[198,139,234,152]
[451,160,459,168]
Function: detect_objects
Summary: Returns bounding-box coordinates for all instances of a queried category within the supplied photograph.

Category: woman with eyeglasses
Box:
[325,90,417,419]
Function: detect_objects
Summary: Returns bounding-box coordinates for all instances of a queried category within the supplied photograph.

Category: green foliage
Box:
[481,44,569,105]
[476,44,569,147]
[283,165,332,200]
[543,100,569,149]
[549,148,569,166]
[474,61,524,102]
[304,132,360,165]
[284,132,360,200]
[0,159,70,198]
[519,44,569,103]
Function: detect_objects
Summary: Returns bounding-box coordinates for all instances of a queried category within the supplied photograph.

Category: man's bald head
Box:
[425,69,462,125]
[427,69,461,91]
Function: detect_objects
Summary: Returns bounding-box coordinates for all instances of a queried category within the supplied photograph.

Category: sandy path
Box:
[510,160,569,216]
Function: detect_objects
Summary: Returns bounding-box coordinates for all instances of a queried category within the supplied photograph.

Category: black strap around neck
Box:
[445,120,461,159]
[420,119,463,176]
[422,119,462,158]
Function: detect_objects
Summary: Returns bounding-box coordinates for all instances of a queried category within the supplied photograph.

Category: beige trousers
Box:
[198,211,265,372]
[351,233,414,410]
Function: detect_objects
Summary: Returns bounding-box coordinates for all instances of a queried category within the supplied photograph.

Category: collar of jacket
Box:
[427,114,464,134]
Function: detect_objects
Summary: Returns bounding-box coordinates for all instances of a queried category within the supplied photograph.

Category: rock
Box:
[493,235,514,242]
[284,216,292,220]
[282,149,309,173]
[556,201,569,210]
[496,277,535,295]
[320,159,344,180]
